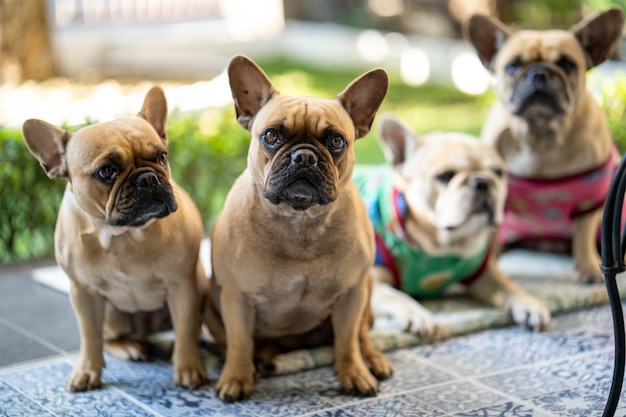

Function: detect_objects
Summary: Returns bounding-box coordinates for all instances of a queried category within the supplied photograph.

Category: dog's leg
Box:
[66,283,106,392]
[572,209,603,283]
[103,304,149,361]
[332,281,379,396]
[215,289,256,402]
[370,266,437,337]
[166,271,207,390]
[467,260,551,331]
[359,277,393,380]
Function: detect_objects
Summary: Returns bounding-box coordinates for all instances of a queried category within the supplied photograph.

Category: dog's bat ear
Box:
[337,68,389,139]
[228,55,278,131]
[138,86,168,143]
[572,7,624,69]
[378,114,417,167]
[465,14,511,71]
[22,119,71,179]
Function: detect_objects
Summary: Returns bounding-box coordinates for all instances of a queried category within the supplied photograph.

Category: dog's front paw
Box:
[575,260,604,284]
[507,293,551,331]
[173,354,208,390]
[372,284,438,338]
[336,362,379,397]
[215,370,254,402]
[66,363,103,392]
[362,348,393,380]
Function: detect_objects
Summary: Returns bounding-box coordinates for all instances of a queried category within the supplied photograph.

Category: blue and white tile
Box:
[0,379,52,416]
[407,380,512,414]
[0,357,157,416]
[310,393,449,417]
[453,401,553,417]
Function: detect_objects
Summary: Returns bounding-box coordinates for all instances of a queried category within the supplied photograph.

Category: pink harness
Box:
[498,147,622,244]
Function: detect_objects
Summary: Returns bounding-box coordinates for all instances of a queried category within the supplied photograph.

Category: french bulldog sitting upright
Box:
[203,55,393,402]
[22,87,207,392]
[465,8,625,282]
[354,115,550,337]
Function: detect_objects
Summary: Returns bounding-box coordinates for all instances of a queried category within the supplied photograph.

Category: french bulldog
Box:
[203,55,393,402]
[355,115,551,337]
[465,8,625,282]
[22,87,207,392]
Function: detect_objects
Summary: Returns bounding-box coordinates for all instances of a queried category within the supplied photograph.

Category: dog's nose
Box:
[136,171,160,188]
[470,177,489,192]
[291,148,318,167]
[528,66,548,84]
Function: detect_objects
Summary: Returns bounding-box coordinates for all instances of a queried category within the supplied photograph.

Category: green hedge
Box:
[3,63,626,264]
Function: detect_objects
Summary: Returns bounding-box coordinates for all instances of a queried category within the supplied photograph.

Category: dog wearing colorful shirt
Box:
[465,7,624,282]
[354,115,550,337]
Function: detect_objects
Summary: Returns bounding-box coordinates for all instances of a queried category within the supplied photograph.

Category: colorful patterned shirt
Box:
[353,165,490,298]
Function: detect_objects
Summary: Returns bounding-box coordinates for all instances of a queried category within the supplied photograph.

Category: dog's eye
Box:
[435,170,456,184]
[97,165,119,183]
[327,134,346,152]
[156,152,168,169]
[556,56,576,73]
[505,57,522,75]
[261,128,283,148]
[492,168,504,177]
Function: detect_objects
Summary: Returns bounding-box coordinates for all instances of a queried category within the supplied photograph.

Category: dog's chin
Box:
[107,200,178,227]
[441,204,499,237]
[264,179,333,211]
[509,89,569,120]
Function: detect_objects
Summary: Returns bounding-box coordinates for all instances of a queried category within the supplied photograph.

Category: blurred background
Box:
[1,0,626,263]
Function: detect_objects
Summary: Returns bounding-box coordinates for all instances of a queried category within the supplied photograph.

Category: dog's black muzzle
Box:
[109,168,178,227]
[509,63,571,119]
[263,145,337,211]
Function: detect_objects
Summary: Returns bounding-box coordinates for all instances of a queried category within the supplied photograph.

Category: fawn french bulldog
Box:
[22,87,207,391]
[466,8,625,282]
[355,115,550,337]
[203,55,393,402]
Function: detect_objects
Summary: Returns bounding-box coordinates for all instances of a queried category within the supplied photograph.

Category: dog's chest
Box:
[65,233,169,313]
[250,273,344,337]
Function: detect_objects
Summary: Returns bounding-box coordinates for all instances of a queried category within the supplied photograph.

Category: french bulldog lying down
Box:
[354,115,551,337]
[22,87,207,392]
[203,55,393,402]
[465,7,625,283]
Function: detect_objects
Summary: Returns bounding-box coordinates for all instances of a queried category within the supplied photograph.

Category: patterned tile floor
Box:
[1,255,625,416]
[0,300,624,416]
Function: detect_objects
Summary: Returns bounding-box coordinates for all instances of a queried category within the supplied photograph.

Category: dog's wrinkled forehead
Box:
[413,133,503,175]
[252,95,355,141]
[68,118,166,171]
[497,30,586,66]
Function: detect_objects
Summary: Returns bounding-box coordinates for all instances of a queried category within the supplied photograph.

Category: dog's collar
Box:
[389,188,413,244]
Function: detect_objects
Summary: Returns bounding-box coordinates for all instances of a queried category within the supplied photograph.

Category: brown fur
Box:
[203,55,392,402]
[465,8,624,281]
[21,87,207,392]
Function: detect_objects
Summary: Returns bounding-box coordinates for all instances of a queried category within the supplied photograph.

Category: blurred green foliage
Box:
[3,59,625,263]
[0,129,65,263]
